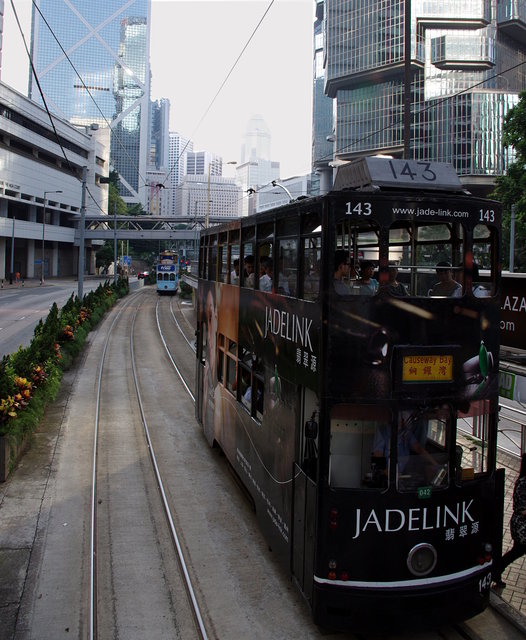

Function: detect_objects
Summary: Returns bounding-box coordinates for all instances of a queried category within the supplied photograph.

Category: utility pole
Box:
[510,204,516,272]
[78,166,87,299]
[113,201,118,286]
[403,0,412,159]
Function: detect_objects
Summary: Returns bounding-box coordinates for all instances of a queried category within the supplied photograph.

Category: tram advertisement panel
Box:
[237,288,321,389]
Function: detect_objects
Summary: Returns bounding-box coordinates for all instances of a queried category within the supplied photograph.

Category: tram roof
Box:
[333,157,468,194]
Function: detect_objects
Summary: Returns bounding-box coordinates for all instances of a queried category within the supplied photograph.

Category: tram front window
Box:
[329,405,391,489]
[329,405,450,491]
[390,410,449,491]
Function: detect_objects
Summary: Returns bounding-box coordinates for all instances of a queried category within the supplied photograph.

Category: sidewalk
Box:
[495,448,526,615]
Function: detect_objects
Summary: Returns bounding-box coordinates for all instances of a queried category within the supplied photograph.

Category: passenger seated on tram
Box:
[381,263,408,296]
[258,256,273,292]
[429,262,462,297]
[357,261,379,295]
[333,250,352,295]
[244,255,255,287]
[230,258,240,285]
[372,415,440,487]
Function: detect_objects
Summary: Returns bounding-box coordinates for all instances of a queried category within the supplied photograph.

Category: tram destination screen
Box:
[401,354,454,383]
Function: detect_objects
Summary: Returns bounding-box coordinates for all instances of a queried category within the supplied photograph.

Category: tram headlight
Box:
[367,329,389,365]
[407,543,437,577]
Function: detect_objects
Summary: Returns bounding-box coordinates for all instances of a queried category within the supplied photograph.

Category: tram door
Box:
[293,466,317,600]
[195,322,203,424]
[292,389,319,600]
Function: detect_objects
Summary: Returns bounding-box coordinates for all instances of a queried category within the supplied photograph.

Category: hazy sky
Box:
[2,0,314,179]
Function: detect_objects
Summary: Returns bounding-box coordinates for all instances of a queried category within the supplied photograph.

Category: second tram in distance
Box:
[194,157,504,632]
[156,250,179,295]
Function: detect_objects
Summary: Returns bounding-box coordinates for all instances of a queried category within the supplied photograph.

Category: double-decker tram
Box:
[195,158,504,632]
[156,249,179,295]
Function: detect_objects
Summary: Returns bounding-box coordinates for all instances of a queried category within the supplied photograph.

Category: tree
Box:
[491,91,526,271]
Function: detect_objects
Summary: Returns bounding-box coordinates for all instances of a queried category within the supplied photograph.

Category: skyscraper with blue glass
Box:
[29,0,151,205]
[314,0,526,194]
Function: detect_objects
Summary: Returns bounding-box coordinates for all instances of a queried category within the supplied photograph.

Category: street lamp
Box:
[42,190,62,284]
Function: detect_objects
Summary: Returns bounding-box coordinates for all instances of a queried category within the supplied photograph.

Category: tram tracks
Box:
[88,292,206,639]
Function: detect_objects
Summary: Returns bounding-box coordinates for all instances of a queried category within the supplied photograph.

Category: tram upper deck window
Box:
[333,220,379,296]
[218,232,228,283]
[301,211,322,301]
[277,217,299,297]
[278,239,298,296]
[207,237,218,282]
[257,223,274,292]
[471,224,497,297]
[241,228,255,288]
[227,230,240,285]
[387,222,464,297]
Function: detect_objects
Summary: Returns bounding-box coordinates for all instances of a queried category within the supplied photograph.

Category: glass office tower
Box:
[317,0,526,193]
[29,0,151,205]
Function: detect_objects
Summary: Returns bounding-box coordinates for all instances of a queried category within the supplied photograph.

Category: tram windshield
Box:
[329,405,454,492]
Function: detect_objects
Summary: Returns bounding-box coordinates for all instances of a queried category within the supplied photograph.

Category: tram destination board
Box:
[393,346,461,393]
[402,354,454,383]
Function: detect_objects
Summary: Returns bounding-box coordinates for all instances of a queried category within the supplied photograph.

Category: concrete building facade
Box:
[0,81,110,282]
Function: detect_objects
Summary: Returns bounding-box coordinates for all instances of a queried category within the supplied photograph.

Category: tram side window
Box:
[456,400,492,479]
[217,335,224,384]
[257,236,273,292]
[277,239,298,296]
[242,241,255,288]
[228,239,240,285]
[208,242,218,282]
[472,224,496,297]
[157,272,162,281]
[218,234,228,282]
[238,361,263,420]
[225,340,237,394]
[329,405,391,489]
[387,222,464,297]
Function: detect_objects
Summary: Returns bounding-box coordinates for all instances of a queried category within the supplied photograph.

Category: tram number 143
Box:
[478,572,492,593]
[346,201,372,216]
[479,209,496,222]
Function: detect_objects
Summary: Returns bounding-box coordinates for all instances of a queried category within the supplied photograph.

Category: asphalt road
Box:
[0,277,142,359]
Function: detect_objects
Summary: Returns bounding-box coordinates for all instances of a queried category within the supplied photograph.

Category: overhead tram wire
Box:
[147,0,277,194]
[318,61,526,165]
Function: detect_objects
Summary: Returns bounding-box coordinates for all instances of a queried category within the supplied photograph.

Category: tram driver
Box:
[371,413,442,488]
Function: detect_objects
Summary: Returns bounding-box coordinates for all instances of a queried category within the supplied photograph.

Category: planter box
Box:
[0,436,7,482]
[0,434,30,483]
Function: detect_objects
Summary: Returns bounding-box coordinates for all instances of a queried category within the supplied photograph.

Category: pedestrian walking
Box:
[495,453,526,588]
